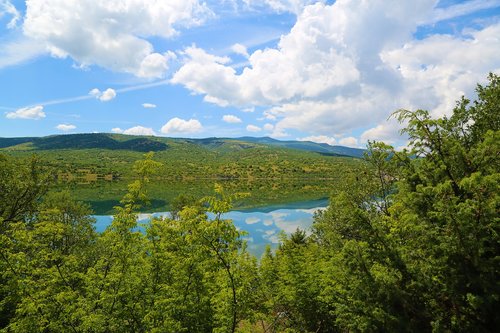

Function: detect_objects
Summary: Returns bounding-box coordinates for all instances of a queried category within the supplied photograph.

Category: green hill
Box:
[0,133,365,157]
[232,136,365,157]
[1,133,365,183]
[0,133,167,152]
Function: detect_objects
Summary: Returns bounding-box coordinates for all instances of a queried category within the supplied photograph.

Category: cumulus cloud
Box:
[270,127,289,138]
[123,126,156,136]
[22,0,212,77]
[263,123,274,131]
[89,88,116,102]
[298,135,336,146]
[100,88,117,102]
[246,124,261,132]
[137,52,169,78]
[172,1,500,146]
[161,117,202,134]
[111,127,123,133]
[381,23,500,118]
[231,43,249,57]
[142,103,157,108]
[222,114,242,123]
[360,119,403,145]
[56,124,76,131]
[6,105,45,119]
[338,136,359,148]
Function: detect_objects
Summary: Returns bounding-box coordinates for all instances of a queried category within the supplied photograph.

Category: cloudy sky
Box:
[1,0,499,148]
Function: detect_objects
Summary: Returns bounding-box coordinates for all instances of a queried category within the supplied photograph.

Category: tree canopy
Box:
[0,74,499,332]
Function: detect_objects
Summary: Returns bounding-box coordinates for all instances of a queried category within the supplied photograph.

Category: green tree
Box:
[310,73,500,331]
[389,74,500,331]
[0,154,51,229]
[0,154,52,329]
[1,191,97,332]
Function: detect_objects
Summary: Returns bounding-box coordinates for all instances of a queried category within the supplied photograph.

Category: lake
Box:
[60,178,337,215]
[93,198,328,258]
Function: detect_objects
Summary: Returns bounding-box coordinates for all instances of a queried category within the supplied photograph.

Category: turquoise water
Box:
[93,198,328,258]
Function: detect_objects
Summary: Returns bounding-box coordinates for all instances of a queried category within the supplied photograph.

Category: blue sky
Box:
[1,0,499,148]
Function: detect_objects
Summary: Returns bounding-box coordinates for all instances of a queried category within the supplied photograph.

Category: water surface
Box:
[94,198,328,258]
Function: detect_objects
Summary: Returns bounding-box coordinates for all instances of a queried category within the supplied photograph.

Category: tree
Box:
[0,154,52,328]
[310,73,500,331]
[0,154,51,229]
[390,73,500,331]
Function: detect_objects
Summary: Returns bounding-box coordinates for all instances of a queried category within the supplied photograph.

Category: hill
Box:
[0,133,167,152]
[0,133,365,157]
[232,136,365,158]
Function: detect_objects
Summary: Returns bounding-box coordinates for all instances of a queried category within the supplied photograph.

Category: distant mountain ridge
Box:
[232,136,365,158]
[0,133,365,158]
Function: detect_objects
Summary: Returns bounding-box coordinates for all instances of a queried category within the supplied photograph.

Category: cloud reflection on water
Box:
[93,200,328,258]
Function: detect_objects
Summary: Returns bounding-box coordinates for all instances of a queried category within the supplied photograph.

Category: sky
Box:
[0,0,499,148]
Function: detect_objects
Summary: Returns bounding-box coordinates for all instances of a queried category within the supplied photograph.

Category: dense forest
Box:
[0,74,499,332]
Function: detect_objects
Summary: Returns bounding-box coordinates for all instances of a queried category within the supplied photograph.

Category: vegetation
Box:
[3,138,363,214]
[0,135,365,158]
[0,74,498,331]
[3,139,361,181]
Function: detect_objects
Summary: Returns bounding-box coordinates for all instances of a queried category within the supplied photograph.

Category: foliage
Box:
[0,75,499,332]
[251,74,499,332]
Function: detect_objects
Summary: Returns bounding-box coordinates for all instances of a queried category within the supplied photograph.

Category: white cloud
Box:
[263,123,274,131]
[381,23,500,118]
[0,38,46,69]
[242,107,255,113]
[100,88,117,102]
[0,0,20,29]
[246,124,261,132]
[161,117,202,134]
[360,120,403,145]
[123,126,156,136]
[338,136,359,148]
[89,88,116,102]
[137,53,169,79]
[142,103,157,108]
[56,124,76,131]
[111,127,123,133]
[231,43,249,57]
[298,135,336,146]
[222,114,242,123]
[172,1,500,147]
[171,47,238,107]
[6,105,45,119]
[427,0,500,24]
[270,127,289,138]
[89,88,101,98]
[22,0,212,77]
[243,0,325,14]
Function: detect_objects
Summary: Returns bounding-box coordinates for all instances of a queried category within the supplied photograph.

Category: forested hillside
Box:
[3,138,361,181]
[0,134,365,157]
[0,75,498,332]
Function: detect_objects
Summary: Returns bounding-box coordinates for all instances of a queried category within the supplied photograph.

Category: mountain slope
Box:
[232,136,365,158]
[0,133,365,157]
[1,134,168,152]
